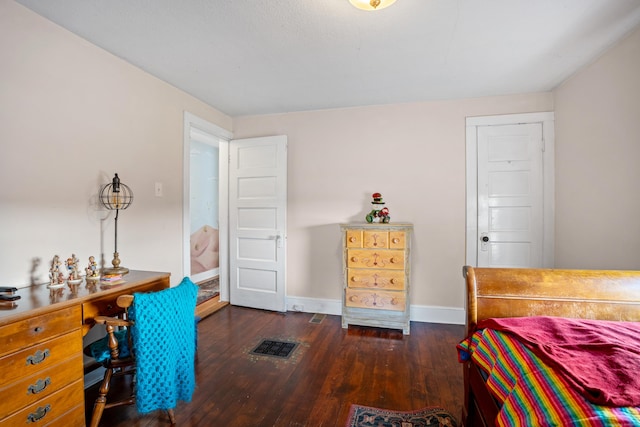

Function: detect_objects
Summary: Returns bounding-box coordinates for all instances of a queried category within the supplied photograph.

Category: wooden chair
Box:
[86,294,177,427]
[86,277,198,427]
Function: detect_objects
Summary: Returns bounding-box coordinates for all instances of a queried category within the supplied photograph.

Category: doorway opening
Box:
[183,112,231,317]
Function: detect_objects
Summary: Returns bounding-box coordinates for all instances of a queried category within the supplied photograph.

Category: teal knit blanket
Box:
[130,277,198,414]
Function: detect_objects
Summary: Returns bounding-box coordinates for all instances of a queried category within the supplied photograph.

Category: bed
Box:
[460,266,640,427]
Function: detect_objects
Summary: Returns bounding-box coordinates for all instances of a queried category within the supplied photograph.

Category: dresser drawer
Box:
[0,329,82,387]
[389,231,406,249]
[44,403,85,427]
[0,305,81,358]
[347,249,404,270]
[0,354,82,417]
[363,230,389,248]
[346,229,362,248]
[0,379,84,426]
[347,268,405,290]
[345,289,406,311]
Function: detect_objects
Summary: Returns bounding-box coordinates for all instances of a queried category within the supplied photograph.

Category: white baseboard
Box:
[286,296,465,325]
[287,296,342,316]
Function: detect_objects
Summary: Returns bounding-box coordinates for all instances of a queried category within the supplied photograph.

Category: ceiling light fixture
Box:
[349,0,397,11]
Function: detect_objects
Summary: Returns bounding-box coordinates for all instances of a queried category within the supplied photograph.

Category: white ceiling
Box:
[16,0,640,117]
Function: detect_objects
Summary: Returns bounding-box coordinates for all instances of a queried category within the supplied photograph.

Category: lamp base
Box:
[102,266,129,275]
[103,251,129,275]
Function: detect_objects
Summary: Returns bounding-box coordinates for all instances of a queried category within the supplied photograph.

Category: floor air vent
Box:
[250,340,299,359]
[309,313,326,324]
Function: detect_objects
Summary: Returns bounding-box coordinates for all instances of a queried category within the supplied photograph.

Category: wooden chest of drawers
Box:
[340,223,413,334]
[0,305,85,426]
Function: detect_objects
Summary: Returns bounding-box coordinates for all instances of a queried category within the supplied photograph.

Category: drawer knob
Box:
[389,278,396,284]
[349,237,356,243]
[390,257,397,264]
[392,238,400,244]
[27,377,51,395]
[350,257,358,262]
[27,405,51,423]
[26,349,50,365]
[34,326,43,333]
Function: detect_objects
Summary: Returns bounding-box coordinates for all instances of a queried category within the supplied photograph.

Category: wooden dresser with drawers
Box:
[0,270,169,426]
[340,223,413,334]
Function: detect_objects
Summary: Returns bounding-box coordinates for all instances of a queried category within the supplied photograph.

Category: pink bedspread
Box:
[476,316,640,407]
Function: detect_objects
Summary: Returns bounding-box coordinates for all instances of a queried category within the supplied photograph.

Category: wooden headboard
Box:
[463,266,640,336]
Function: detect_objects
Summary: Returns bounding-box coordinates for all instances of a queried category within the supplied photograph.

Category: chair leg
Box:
[167,408,176,425]
[89,368,113,427]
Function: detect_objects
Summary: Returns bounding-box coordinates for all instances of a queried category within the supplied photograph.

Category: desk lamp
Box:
[100,173,133,275]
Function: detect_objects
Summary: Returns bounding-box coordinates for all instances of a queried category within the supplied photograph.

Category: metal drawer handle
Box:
[34,326,43,333]
[27,377,51,395]
[27,404,50,423]
[26,349,50,365]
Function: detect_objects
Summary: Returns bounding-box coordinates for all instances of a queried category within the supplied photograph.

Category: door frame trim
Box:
[465,112,555,268]
[183,112,232,301]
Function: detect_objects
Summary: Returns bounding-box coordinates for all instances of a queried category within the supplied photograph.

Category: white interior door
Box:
[466,112,555,269]
[477,123,543,267]
[229,135,287,312]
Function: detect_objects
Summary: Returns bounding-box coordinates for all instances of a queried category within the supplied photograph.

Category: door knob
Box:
[480,233,490,251]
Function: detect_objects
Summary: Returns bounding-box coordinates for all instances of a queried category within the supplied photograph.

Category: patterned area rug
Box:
[196,277,219,305]
[345,405,458,427]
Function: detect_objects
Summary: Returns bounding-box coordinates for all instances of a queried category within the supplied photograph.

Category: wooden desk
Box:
[0,270,169,427]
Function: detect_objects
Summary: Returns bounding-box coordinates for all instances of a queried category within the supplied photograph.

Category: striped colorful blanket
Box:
[477,316,640,407]
[458,328,640,426]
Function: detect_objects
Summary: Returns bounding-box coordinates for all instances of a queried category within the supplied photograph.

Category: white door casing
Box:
[466,113,555,268]
[183,112,231,301]
[229,135,287,312]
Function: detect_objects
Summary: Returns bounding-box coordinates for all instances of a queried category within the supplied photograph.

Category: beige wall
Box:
[554,26,640,269]
[7,0,636,320]
[0,1,232,286]
[233,93,553,319]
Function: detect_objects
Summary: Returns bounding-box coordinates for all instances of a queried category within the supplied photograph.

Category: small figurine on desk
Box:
[71,253,81,275]
[66,255,82,285]
[48,255,65,287]
[365,192,391,223]
[85,255,100,281]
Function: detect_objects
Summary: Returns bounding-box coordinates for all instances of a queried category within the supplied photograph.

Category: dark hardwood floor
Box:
[86,305,465,426]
